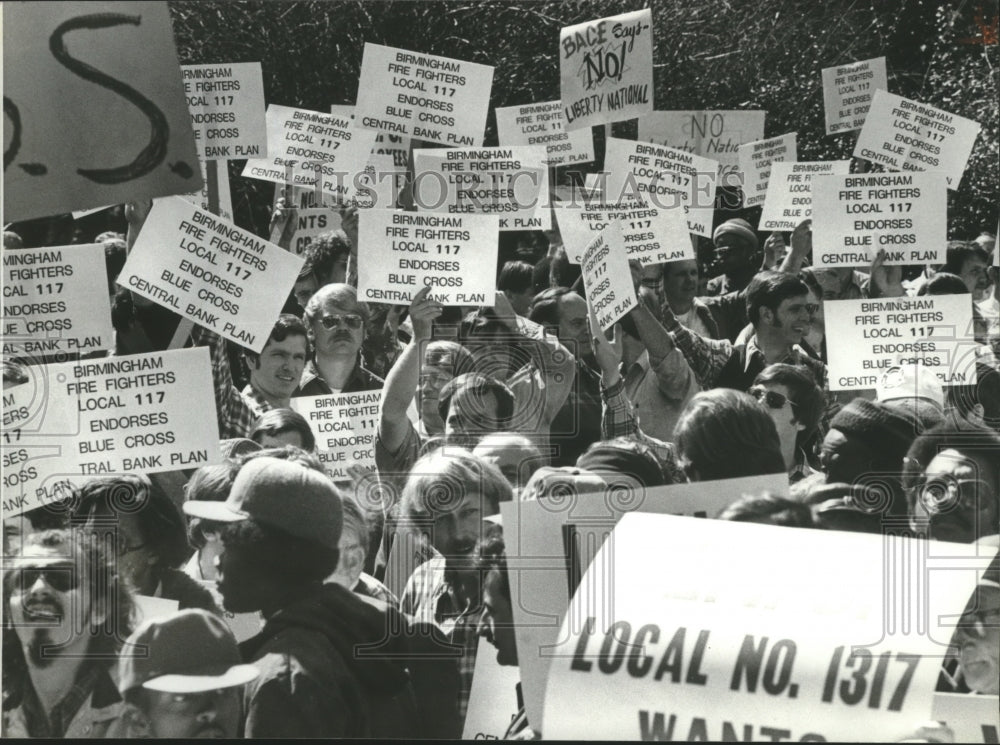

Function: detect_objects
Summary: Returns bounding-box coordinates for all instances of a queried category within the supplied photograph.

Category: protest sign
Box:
[330,104,411,169]
[759,160,851,231]
[811,172,947,267]
[413,146,550,230]
[71,205,114,220]
[737,132,797,208]
[500,473,788,731]
[637,110,766,180]
[581,223,636,330]
[495,100,596,166]
[356,208,499,305]
[287,208,342,256]
[118,196,304,352]
[2,244,114,358]
[180,158,234,222]
[355,154,405,210]
[542,513,987,741]
[240,104,376,202]
[558,199,690,265]
[354,43,494,147]
[181,62,266,160]
[825,294,978,390]
[291,391,380,480]
[462,638,522,740]
[854,90,981,189]
[931,693,1000,743]
[559,9,654,130]
[134,596,180,625]
[821,56,888,135]
[2,1,202,222]
[604,137,719,238]
[1,348,220,518]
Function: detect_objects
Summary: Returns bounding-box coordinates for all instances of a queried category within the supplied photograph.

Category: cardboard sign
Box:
[462,638,522,740]
[737,133,797,208]
[2,1,203,221]
[542,513,987,741]
[291,391,380,480]
[118,196,304,352]
[500,473,789,732]
[134,596,180,625]
[240,104,376,202]
[604,137,720,238]
[931,693,1000,743]
[356,208,499,306]
[558,199,691,265]
[759,161,852,231]
[637,110,766,180]
[354,43,494,147]
[821,56,888,135]
[495,100,596,166]
[2,244,114,358]
[413,146,550,230]
[1,348,220,518]
[560,9,654,130]
[581,222,636,330]
[854,90,981,189]
[811,172,947,268]
[181,62,266,160]
[825,294,978,390]
[287,208,342,257]
[180,159,234,223]
[330,103,411,169]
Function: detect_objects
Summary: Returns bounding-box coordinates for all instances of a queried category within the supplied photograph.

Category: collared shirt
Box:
[13,661,120,738]
[789,448,818,484]
[296,358,384,397]
[622,348,699,444]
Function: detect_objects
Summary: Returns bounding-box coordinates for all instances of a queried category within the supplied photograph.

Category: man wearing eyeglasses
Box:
[298,283,384,396]
[751,363,825,482]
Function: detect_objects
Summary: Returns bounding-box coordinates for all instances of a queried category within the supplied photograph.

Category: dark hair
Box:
[303,230,351,284]
[577,437,669,486]
[250,408,316,452]
[941,240,990,280]
[746,271,809,326]
[219,519,339,584]
[245,314,309,366]
[474,532,509,602]
[184,464,235,550]
[424,340,475,379]
[549,246,582,288]
[103,238,127,289]
[233,445,330,479]
[527,286,573,331]
[754,363,826,437]
[717,493,816,528]
[902,421,1000,500]
[438,373,515,431]
[917,272,971,296]
[498,260,535,295]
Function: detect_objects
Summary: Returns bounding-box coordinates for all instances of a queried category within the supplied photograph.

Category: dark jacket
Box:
[296,358,384,396]
[160,567,222,614]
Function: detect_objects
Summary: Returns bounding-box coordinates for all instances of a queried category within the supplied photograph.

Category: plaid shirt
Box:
[190,326,271,439]
[15,662,119,738]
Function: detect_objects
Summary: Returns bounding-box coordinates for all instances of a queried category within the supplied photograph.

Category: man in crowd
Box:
[751,363,825,482]
[661,259,721,338]
[940,239,993,300]
[705,218,759,296]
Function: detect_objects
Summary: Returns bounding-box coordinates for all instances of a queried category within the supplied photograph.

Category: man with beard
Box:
[2,529,135,737]
[705,218,759,297]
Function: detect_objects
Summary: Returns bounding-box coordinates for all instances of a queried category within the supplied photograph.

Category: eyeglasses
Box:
[749,386,797,410]
[916,476,993,515]
[18,565,78,593]
[319,313,363,330]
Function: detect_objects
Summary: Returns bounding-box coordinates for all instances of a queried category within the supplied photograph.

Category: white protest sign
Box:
[557,200,691,265]
[1,347,220,518]
[355,154,405,210]
[181,62,266,160]
[811,172,947,268]
[2,1,203,222]
[560,9,654,130]
[413,146,550,230]
[118,196,304,352]
[462,638,522,740]
[542,513,987,741]
[330,104,411,169]
[71,205,115,220]
[291,391,380,480]
[356,209,499,306]
[134,596,180,625]
[287,208,342,257]
[240,104,376,202]
[931,693,1000,743]
[821,56,888,135]
[495,100,596,166]
[737,133,797,208]
[581,223,636,330]
[638,110,766,180]
[500,473,788,732]
[354,43,493,147]
[759,161,851,231]
[604,137,719,238]
[825,295,978,390]
[180,158,234,223]
[854,90,981,189]
[2,244,114,358]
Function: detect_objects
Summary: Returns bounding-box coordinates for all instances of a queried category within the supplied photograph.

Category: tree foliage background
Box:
[168,0,999,240]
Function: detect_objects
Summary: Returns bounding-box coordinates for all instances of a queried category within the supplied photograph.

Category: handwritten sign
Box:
[811,172,947,267]
[542,513,986,741]
[759,161,851,231]
[288,208,342,257]
[560,9,653,130]
[737,133,797,208]
[825,294,978,390]
[581,223,636,330]
[181,62,266,160]
[354,43,493,147]
[495,100,595,165]
[557,199,691,265]
[2,1,202,221]
[330,104,411,169]
[604,137,719,238]
[1,348,220,518]
[821,56,888,135]
[854,90,981,189]
[638,110,765,180]
[2,244,114,358]
[118,196,304,352]
[291,391,380,480]
[180,159,234,222]
[356,208,499,305]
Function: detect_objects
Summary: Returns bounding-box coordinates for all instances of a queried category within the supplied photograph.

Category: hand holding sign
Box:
[409,285,443,341]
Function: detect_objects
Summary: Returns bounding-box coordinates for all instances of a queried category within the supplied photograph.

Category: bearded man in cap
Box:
[705,218,760,297]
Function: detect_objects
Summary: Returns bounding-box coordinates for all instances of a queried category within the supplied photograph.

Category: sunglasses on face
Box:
[916,477,993,515]
[318,313,363,330]
[749,386,797,410]
[17,565,78,593]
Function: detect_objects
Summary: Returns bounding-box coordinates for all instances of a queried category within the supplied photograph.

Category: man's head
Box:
[712,219,758,277]
[576,437,668,489]
[245,315,308,404]
[119,609,258,738]
[304,284,369,362]
[747,271,811,346]
[326,496,370,591]
[418,341,475,432]
[474,534,516,666]
[438,373,515,446]
[498,260,536,317]
[952,576,1000,694]
[940,240,991,297]
[304,230,351,286]
[249,408,316,452]
[528,287,590,351]
[472,432,545,496]
[803,267,853,301]
[751,364,825,456]
[662,259,699,309]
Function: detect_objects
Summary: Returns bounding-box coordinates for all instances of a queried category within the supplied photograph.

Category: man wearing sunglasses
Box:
[751,363,825,482]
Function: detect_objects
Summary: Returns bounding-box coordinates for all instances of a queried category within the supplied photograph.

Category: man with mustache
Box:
[2,529,135,737]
